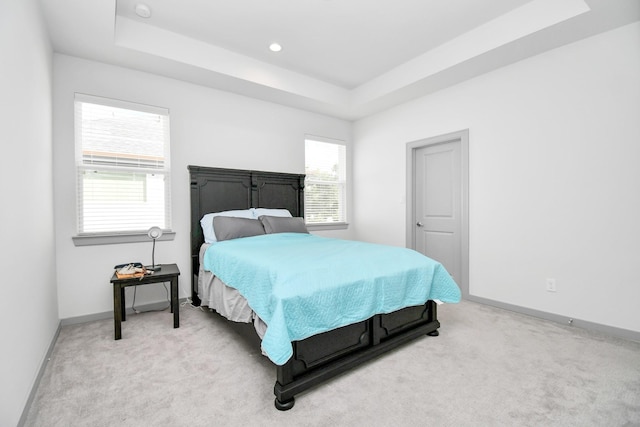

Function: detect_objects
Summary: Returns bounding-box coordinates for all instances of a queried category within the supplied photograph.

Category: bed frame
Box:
[189,165,441,410]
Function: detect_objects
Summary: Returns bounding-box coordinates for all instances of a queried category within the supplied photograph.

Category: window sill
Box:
[72,231,176,246]
[306,222,349,232]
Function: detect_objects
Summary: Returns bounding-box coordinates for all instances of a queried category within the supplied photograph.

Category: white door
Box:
[408,131,468,294]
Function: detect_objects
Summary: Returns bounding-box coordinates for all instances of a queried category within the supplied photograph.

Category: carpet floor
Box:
[23,300,640,426]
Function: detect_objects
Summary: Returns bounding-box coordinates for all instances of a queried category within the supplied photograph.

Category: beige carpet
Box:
[23,300,640,426]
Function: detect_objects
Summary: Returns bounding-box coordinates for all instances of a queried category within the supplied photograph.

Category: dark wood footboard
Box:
[274,300,439,409]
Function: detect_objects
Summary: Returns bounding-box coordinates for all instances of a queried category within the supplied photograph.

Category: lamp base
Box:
[146,265,162,272]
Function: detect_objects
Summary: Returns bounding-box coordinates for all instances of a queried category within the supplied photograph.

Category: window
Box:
[74,94,171,237]
[304,136,347,225]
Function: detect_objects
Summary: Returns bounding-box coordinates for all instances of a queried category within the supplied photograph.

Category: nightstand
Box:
[109,263,180,340]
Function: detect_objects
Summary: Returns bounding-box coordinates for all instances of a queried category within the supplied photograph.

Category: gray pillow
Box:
[213,216,265,241]
[259,216,309,234]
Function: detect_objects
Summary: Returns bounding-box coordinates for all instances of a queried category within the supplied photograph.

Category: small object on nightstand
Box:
[114,262,143,270]
[114,263,146,279]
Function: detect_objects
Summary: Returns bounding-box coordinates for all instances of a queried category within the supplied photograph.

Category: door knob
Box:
[416,222,424,227]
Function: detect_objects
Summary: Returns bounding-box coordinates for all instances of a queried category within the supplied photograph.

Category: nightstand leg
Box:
[172,277,179,328]
[121,287,126,321]
[113,284,122,340]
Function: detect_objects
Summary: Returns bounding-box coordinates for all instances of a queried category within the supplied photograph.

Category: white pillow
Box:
[200,209,254,243]
[252,208,292,218]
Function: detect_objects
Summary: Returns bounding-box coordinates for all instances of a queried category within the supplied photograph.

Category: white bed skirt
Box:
[198,244,267,339]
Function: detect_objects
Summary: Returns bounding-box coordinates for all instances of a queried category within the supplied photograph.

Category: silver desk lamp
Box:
[146,226,163,272]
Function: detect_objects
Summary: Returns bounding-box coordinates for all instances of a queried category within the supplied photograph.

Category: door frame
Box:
[406,129,470,298]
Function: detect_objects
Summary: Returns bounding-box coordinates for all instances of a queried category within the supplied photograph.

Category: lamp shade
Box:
[147,226,163,240]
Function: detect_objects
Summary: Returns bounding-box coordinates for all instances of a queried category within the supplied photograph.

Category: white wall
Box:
[52,55,352,320]
[352,23,640,333]
[0,0,58,425]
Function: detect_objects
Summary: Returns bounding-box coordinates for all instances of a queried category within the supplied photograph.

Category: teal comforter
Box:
[203,233,461,365]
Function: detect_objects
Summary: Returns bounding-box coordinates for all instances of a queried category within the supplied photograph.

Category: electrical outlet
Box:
[546,278,557,292]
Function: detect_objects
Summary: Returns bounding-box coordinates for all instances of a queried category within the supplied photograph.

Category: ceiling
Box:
[40,0,640,120]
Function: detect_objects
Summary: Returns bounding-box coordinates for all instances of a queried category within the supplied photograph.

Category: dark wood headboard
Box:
[188,165,305,305]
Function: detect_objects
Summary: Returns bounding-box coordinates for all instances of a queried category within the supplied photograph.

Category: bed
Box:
[189,165,461,410]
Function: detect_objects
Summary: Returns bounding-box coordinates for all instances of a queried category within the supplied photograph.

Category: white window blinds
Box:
[74,94,171,234]
[304,137,347,224]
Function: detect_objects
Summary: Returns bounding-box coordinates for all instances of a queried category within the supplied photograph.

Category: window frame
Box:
[304,135,349,231]
[72,93,174,246]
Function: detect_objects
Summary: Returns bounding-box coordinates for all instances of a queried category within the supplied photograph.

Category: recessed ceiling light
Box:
[135,3,152,18]
[269,43,282,52]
